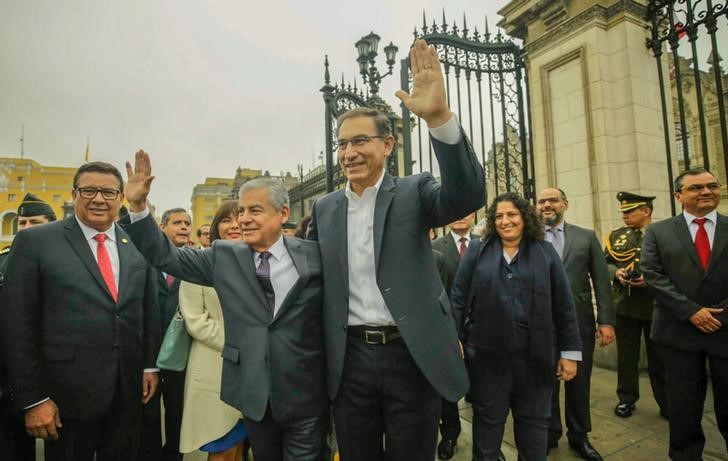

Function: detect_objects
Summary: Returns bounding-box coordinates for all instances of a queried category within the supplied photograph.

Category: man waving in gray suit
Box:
[122,165,327,461]
[307,39,485,461]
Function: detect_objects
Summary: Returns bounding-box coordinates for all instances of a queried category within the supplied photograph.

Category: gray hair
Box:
[238,178,289,211]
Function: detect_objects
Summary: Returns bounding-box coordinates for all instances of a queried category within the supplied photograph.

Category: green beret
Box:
[616,191,656,212]
[17,193,56,219]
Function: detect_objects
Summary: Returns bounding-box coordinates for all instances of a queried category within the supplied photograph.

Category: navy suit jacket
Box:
[308,130,485,402]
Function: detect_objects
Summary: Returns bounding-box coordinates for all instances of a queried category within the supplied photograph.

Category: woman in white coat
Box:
[179,200,248,461]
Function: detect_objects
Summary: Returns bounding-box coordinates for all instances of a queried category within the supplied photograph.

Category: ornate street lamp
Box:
[355,31,398,96]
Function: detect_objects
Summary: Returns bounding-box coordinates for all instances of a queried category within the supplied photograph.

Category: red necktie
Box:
[694,218,711,271]
[93,233,118,302]
[165,273,175,288]
[459,237,468,258]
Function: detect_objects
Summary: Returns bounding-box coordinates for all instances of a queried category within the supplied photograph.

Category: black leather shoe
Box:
[614,402,636,417]
[437,438,457,460]
[568,439,604,461]
[498,450,506,461]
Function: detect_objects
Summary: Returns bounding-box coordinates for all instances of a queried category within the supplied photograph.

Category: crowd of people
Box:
[0,38,727,461]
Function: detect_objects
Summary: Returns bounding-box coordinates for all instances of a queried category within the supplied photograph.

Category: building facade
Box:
[0,157,76,247]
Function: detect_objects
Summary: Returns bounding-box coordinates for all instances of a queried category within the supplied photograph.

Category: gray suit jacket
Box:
[0,217,159,418]
[561,223,615,336]
[308,131,485,402]
[641,213,728,356]
[124,215,327,423]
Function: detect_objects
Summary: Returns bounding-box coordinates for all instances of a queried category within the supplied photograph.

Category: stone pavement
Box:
[34,366,726,460]
[448,366,726,461]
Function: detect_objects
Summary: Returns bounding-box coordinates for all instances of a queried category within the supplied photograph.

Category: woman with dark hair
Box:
[451,192,582,461]
[294,215,312,239]
[179,200,249,461]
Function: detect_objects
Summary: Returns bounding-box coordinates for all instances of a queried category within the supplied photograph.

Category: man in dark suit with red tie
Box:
[641,167,728,460]
[0,161,160,461]
[431,213,476,460]
[139,208,191,461]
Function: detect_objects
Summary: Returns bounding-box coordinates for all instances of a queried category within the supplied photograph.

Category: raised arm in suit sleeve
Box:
[420,120,486,228]
[0,230,48,409]
[450,239,481,341]
[588,231,616,326]
[640,226,702,321]
[122,213,215,287]
[179,282,224,352]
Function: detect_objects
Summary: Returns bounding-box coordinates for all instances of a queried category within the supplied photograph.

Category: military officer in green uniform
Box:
[1,192,56,460]
[604,192,668,419]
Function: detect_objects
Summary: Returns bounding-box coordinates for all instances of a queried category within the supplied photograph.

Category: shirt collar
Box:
[255,234,286,261]
[683,209,717,225]
[450,231,471,243]
[344,168,386,200]
[75,215,116,242]
[544,220,565,233]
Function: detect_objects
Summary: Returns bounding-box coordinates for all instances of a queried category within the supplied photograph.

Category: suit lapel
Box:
[373,174,395,271]
[114,225,134,304]
[271,237,309,323]
[62,217,115,303]
[333,192,349,288]
[707,213,728,274]
[673,215,704,272]
[232,243,271,314]
[561,223,575,262]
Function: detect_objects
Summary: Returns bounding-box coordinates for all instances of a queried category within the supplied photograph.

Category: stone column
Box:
[499,0,676,237]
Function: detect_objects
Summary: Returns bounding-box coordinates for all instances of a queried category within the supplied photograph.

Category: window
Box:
[8,193,16,201]
[54,195,61,203]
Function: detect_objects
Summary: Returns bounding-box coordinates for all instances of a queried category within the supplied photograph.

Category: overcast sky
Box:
[0,0,506,213]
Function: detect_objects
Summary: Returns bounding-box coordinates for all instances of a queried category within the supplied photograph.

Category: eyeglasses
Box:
[681,182,721,193]
[75,187,121,200]
[336,135,384,151]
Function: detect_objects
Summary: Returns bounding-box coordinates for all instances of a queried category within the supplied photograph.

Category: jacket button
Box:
[342,325,347,331]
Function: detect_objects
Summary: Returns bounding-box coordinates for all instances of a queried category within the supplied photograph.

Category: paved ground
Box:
[450,366,726,461]
[34,367,726,460]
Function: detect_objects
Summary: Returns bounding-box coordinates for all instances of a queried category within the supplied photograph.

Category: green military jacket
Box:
[604,226,654,321]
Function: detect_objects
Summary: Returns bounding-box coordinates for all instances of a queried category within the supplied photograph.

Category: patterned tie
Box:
[93,233,117,302]
[694,218,711,270]
[459,237,468,258]
[165,273,175,288]
[547,228,564,259]
[256,251,275,310]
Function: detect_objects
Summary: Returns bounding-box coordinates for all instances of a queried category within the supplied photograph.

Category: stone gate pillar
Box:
[499,0,675,237]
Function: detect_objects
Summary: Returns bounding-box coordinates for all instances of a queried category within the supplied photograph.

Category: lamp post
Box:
[355,32,398,96]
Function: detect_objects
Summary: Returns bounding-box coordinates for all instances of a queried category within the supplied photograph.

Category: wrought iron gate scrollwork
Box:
[401,12,534,203]
[646,0,728,215]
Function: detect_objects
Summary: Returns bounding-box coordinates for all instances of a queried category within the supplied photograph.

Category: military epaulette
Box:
[605,227,639,263]
[0,247,10,255]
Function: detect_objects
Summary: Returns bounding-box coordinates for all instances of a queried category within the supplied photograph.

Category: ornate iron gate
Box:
[295,13,533,210]
[401,13,534,203]
[646,0,728,215]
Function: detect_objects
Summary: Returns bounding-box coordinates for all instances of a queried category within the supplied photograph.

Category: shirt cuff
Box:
[23,397,50,410]
[128,208,150,223]
[560,350,582,361]
[428,114,461,145]
[144,368,160,373]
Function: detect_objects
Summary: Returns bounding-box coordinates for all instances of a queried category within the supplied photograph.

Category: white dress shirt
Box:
[450,231,471,252]
[75,216,120,289]
[255,236,298,316]
[683,209,717,247]
[346,115,462,326]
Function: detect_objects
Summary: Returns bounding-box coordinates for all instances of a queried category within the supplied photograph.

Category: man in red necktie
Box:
[430,212,476,460]
[641,167,728,460]
[139,208,191,461]
[0,162,160,461]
